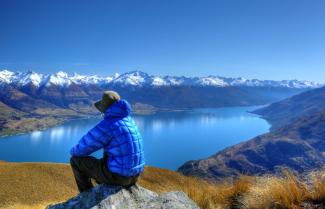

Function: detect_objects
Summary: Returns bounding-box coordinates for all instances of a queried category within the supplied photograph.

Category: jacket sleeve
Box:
[70,120,112,156]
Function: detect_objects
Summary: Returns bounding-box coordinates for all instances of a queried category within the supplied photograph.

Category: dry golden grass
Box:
[308,171,325,203]
[0,161,77,209]
[139,166,220,208]
[0,161,324,209]
[241,170,325,209]
[243,173,304,209]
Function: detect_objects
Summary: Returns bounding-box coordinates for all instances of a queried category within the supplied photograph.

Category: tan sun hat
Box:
[94,91,120,113]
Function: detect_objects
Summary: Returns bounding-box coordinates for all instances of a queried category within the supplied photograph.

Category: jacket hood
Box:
[104,99,132,118]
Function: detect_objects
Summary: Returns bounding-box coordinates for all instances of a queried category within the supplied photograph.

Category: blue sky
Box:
[0,0,324,82]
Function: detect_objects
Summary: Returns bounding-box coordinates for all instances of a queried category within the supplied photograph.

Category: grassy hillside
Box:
[0,161,324,209]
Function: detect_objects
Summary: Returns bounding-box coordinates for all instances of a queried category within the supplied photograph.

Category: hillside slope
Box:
[178,110,325,181]
[0,161,212,209]
[253,86,325,129]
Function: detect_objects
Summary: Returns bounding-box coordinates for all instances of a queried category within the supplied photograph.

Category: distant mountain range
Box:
[178,86,325,181]
[0,69,321,110]
[0,69,322,135]
[0,69,322,88]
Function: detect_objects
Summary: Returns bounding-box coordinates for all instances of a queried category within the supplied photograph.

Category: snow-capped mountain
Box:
[69,73,118,86]
[0,70,118,88]
[1,69,321,112]
[0,69,322,89]
[0,70,16,84]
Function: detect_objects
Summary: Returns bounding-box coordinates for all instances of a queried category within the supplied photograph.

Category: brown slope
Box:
[253,86,325,130]
[178,111,325,181]
[0,85,58,112]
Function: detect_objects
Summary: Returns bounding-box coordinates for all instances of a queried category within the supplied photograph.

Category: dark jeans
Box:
[70,156,139,193]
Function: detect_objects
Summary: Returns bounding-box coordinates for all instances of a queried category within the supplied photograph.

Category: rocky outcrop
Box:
[46,184,200,209]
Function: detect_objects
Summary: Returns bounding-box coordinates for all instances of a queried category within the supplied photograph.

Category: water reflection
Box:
[50,127,66,144]
[199,115,218,126]
[151,120,164,132]
[0,106,270,170]
[30,131,43,143]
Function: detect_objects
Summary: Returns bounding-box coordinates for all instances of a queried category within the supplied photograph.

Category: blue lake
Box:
[0,106,270,170]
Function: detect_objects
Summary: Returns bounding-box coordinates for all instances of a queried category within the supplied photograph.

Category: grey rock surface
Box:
[46,184,200,209]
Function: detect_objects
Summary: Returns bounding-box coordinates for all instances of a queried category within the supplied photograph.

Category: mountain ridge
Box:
[1,69,322,88]
[253,86,325,129]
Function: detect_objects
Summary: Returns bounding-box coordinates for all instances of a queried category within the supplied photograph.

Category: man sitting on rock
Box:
[70,91,145,193]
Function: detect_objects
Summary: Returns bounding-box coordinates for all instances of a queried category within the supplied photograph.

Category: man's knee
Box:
[70,156,96,169]
[70,156,81,167]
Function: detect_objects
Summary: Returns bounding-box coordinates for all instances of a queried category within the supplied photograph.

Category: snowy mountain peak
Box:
[112,71,151,86]
[152,76,167,86]
[0,69,322,89]
[18,71,44,87]
[0,69,14,75]
[0,70,15,84]
[43,71,71,87]
[195,76,229,86]
[55,71,69,78]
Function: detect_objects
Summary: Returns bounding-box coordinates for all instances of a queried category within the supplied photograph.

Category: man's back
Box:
[102,100,145,176]
[70,99,145,177]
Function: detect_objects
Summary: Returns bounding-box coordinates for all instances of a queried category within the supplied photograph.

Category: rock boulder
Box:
[47,184,200,209]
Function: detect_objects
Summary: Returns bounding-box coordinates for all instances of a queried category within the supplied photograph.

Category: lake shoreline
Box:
[0,103,266,138]
[0,107,192,138]
[0,106,270,171]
